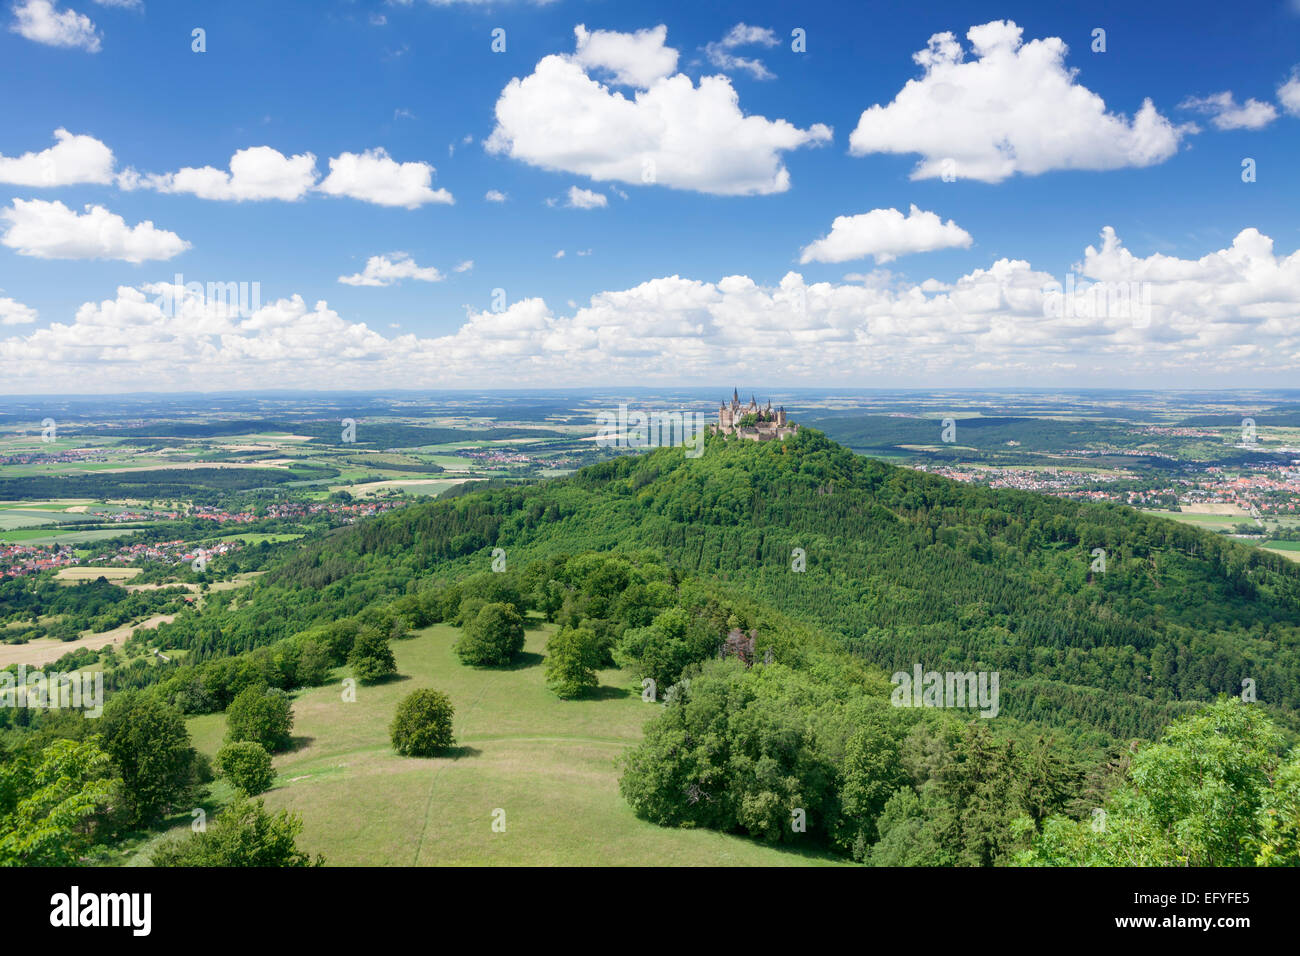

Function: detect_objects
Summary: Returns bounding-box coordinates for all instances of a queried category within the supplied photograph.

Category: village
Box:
[914,461,1300,523]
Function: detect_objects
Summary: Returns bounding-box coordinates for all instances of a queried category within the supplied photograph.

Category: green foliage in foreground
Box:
[0,737,118,866]
[1019,698,1300,866]
[151,794,321,867]
[216,741,275,796]
[390,688,455,756]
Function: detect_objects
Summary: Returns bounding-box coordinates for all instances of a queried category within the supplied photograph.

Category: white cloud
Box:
[121,145,452,207]
[124,146,319,201]
[10,0,100,52]
[338,253,443,287]
[0,297,38,325]
[0,199,189,262]
[1180,91,1278,130]
[565,185,607,209]
[316,147,453,208]
[800,205,973,264]
[454,259,474,273]
[704,22,779,80]
[1279,70,1300,117]
[484,189,508,202]
[91,0,141,8]
[6,228,1300,391]
[554,249,566,258]
[487,24,832,195]
[572,23,678,88]
[0,129,115,186]
[849,20,1190,182]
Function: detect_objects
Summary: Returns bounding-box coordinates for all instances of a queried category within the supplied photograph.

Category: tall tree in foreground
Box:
[100,691,208,826]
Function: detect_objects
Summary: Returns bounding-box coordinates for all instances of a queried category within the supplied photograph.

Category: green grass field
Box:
[1140,509,1246,529]
[0,527,142,545]
[153,623,843,867]
[198,532,305,546]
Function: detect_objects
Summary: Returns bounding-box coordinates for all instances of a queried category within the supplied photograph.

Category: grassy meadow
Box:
[129,622,842,867]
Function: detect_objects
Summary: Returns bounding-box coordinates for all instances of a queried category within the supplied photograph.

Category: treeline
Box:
[0,465,337,501]
[0,577,190,644]
[806,413,1129,454]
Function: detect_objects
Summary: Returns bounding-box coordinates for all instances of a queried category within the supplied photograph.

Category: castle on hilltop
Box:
[716,389,799,441]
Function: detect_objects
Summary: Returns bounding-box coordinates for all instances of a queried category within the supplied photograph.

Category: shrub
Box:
[216,741,275,795]
[151,794,320,867]
[348,627,397,684]
[390,689,456,756]
[225,685,294,753]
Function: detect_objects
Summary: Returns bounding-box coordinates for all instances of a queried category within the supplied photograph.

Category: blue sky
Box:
[1,0,1299,392]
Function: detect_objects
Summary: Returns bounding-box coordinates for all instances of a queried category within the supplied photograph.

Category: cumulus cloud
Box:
[849,20,1191,182]
[5,227,1299,391]
[0,129,115,186]
[800,205,973,264]
[122,146,319,201]
[316,147,452,208]
[0,199,189,262]
[1180,91,1278,130]
[565,185,607,209]
[454,259,474,273]
[338,253,443,287]
[704,22,779,80]
[1279,70,1300,117]
[572,23,678,87]
[10,0,100,51]
[486,24,832,195]
[484,189,507,202]
[0,297,38,325]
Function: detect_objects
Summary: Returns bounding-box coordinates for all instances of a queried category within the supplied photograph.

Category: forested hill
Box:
[174,428,1300,743]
